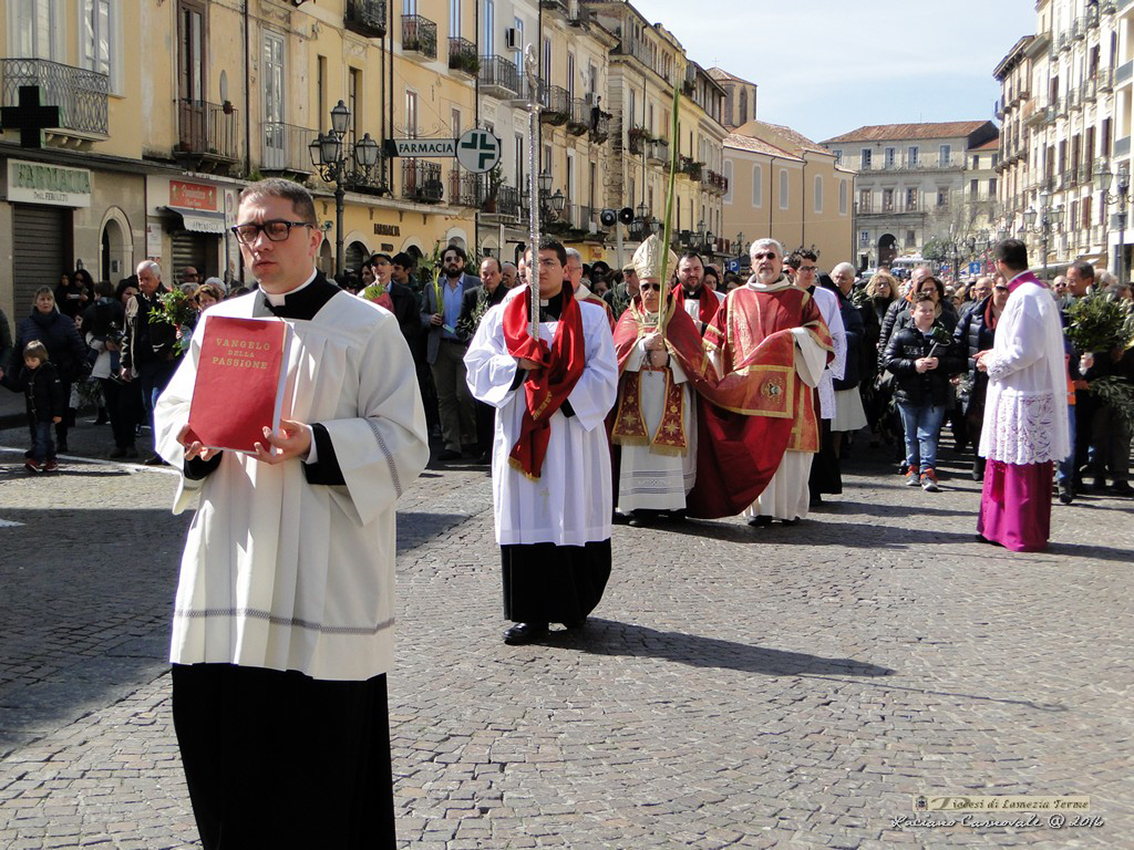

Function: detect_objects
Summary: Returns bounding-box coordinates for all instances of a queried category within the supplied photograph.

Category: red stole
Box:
[502,285,586,479]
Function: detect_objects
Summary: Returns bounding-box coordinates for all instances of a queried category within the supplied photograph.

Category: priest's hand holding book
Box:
[175,419,312,464]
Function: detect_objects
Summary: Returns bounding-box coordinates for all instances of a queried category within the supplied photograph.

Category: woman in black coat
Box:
[11,287,88,453]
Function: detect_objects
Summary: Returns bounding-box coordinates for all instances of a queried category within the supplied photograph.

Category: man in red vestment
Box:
[675,251,725,336]
[687,238,834,523]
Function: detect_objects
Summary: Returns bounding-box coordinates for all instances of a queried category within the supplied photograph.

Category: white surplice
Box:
[978,276,1071,465]
[616,335,697,513]
[464,287,618,546]
[154,291,429,681]
[810,285,846,420]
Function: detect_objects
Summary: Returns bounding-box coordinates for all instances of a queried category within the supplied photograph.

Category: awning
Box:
[164,205,227,234]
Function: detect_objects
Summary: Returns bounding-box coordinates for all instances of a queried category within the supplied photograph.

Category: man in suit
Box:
[421,244,479,460]
[457,257,509,463]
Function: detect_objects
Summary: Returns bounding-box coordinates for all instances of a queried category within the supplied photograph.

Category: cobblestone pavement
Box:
[0,416,1131,849]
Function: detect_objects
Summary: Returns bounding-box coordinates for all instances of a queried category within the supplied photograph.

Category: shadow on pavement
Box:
[558,619,894,678]
[659,518,978,549]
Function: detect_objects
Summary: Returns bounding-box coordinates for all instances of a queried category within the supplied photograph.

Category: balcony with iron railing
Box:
[402,15,438,60]
[261,122,318,175]
[539,84,570,125]
[345,0,387,38]
[481,183,521,218]
[478,55,519,99]
[1098,66,1115,91]
[540,0,570,17]
[646,138,669,165]
[1,58,108,138]
[175,99,239,169]
[402,159,443,202]
[448,37,478,77]
[567,97,589,136]
[703,169,728,194]
[448,168,481,207]
[590,111,610,144]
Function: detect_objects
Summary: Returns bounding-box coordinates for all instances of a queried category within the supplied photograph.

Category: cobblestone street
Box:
[0,419,1131,849]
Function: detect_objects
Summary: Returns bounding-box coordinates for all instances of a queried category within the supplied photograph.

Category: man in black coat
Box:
[456,256,508,463]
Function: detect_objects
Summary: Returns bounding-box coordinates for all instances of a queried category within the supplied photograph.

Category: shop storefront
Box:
[149,177,240,285]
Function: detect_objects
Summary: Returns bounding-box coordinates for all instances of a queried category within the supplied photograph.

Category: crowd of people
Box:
[0,228,1130,514]
[22,177,1120,848]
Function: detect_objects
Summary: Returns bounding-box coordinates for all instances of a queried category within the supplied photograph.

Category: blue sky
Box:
[632,0,1037,143]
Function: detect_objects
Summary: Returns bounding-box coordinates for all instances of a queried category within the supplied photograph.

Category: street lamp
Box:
[522,171,566,222]
[1022,191,1064,277]
[309,99,382,277]
[1095,159,1131,286]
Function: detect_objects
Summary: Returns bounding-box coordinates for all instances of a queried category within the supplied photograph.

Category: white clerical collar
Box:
[265,269,318,306]
[747,275,791,293]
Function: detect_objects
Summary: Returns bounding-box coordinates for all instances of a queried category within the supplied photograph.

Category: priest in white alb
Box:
[464,237,618,645]
[975,238,1070,551]
[154,179,429,849]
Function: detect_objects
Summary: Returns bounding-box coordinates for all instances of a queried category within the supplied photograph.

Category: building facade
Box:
[821,121,999,274]
[722,121,855,270]
[995,0,1123,275]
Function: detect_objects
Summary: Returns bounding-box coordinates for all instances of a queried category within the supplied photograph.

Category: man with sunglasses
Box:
[153,178,429,849]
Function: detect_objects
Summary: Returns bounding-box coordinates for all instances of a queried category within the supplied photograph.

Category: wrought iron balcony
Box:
[566,98,589,136]
[481,184,521,218]
[448,38,478,76]
[589,111,610,144]
[402,15,437,60]
[1,58,108,137]
[540,0,570,17]
[539,84,570,125]
[703,169,728,195]
[261,122,318,175]
[1099,66,1115,92]
[646,138,669,165]
[346,0,387,38]
[479,55,519,98]
[402,159,443,202]
[175,99,240,168]
[448,168,481,207]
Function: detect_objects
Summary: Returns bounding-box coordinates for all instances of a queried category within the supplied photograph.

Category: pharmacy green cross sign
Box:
[456,130,501,174]
[0,86,60,149]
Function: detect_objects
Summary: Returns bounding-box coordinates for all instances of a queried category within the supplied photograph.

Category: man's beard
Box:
[682,280,701,297]
[445,266,463,279]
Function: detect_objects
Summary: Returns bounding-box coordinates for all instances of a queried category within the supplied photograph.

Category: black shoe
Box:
[94,409,109,425]
[747,515,773,528]
[476,452,491,465]
[1058,482,1074,505]
[627,512,651,528]
[503,622,549,645]
[437,449,462,462]
[1112,481,1133,496]
[612,511,631,525]
[143,455,167,466]
[780,518,799,526]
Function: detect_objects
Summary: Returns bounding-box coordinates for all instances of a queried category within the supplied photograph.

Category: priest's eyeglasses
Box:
[640,282,663,291]
[231,220,316,244]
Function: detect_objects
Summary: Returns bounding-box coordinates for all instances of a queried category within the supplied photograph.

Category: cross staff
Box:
[525,43,541,341]
[656,82,681,340]
[0,86,60,149]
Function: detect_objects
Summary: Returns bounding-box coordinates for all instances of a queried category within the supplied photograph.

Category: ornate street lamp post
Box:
[1022,190,1064,278]
[1095,160,1131,286]
[309,100,380,277]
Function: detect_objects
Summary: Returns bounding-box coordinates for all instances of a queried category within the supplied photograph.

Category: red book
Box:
[187,315,290,453]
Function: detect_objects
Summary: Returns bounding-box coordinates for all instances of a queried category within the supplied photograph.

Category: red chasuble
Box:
[673,283,722,330]
[502,285,586,479]
[610,293,714,453]
[685,283,834,519]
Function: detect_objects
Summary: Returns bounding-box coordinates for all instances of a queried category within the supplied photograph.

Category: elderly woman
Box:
[9,287,88,454]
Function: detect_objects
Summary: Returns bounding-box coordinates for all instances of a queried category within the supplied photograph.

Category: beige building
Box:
[586,0,727,268]
[821,121,999,274]
[722,121,854,270]
[995,0,1123,274]
[708,67,757,132]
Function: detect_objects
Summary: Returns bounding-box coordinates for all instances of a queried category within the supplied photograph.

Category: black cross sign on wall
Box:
[0,86,61,149]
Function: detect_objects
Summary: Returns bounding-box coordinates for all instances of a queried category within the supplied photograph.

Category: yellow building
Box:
[723,121,854,270]
[586,1,727,268]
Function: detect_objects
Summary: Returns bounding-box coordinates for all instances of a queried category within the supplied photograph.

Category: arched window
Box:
[752,165,763,207]
[779,169,789,210]
[814,175,823,213]
[839,180,848,215]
